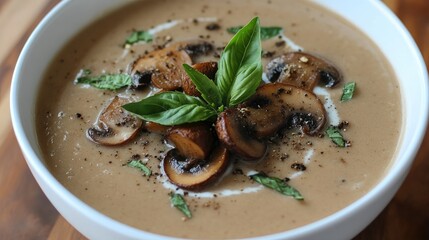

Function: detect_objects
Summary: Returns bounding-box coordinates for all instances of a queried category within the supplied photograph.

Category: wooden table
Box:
[0,0,428,239]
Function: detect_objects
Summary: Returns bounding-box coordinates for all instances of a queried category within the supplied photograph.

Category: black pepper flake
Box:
[291,163,307,171]
[280,153,289,161]
[275,41,285,47]
[75,113,83,120]
[232,168,244,175]
[206,23,221,31]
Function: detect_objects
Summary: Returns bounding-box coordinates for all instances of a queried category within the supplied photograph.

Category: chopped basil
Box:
[170,193,192,218]
[127,159,151,176]
[250,172,303,200]
[122,92,217,125]
[124,30,153,47]
[340,82,356,102]
[227,26,282,40]
[326,125,346,147]
[76,71,132,90]
[125,17,263,125]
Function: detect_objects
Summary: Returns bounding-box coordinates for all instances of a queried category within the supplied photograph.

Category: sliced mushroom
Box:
[182,61,218,96]
[265,52,341,90]
[163,145,230,191]
[143,121,170,134]
[242,83,326,137]
[216,108,267,161]
[131,47,192,90]
[166,122,214,160]
[87,96,142,145]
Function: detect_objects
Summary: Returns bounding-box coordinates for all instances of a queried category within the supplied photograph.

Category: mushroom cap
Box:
[163,145,230,191]
[143,121,170,134]
[166,122,215,160]
[216,108,267,161]
[131,47,192,91]
[87,96,142,145]
[243,83,327,137]
[265,52,341,90]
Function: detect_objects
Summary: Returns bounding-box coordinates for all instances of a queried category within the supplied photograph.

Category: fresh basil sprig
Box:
[326,125,346,147]
[124,17,263,125]
[227,26,282,40]
[127,159,152,176]
[170,193,192,218]
[250,172,303,200]
[76,70,132,90]
[122,92,217,125]
[124,30,153,47]
[217,17,262,106]
[340,82,356,102]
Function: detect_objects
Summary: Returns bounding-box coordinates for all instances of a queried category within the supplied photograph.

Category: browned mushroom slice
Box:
[182,61,218,96]
[87,96,142,145]
[166,122,214,160]
[167,40,214,58]
[242,83,326,137]
[216,108,267,161]
[265,52,341,90]
[143,121,170,134]
[163,145,230,191]
[131,48,192,90]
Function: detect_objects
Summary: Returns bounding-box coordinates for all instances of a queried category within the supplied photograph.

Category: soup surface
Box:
[36,0,402,238]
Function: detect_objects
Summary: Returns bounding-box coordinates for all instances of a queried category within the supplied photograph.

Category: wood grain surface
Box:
[0,1,428,239]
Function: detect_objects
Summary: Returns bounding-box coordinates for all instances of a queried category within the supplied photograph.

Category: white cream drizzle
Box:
[131,18,341,198]
[314,87,341,125]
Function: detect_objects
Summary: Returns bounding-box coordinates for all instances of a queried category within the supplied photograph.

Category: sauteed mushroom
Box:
[216,108,268,161]
[143,121,170,134]
[163,145,230,191]
[166,122,215,160]
[131,47,192,90]
[266,52,341,90]
[87,96,142,145]
[241,83,326,137]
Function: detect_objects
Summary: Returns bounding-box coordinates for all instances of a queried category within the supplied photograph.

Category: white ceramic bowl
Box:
[10,0,428,239]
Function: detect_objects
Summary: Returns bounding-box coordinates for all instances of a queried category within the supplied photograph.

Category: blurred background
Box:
[0,0,428,239]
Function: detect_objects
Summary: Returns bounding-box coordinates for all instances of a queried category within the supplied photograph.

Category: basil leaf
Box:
[124,30,153,47]
[340,82,356,102]
[326,125,346,147]
[76,73,132,90]
[182,64,223,108]
[127,159,151,176]
[250,173,303,200]
[170,193,192,218]
[217,17,263,107]
[122,92,217,125]
[227,26,283,40]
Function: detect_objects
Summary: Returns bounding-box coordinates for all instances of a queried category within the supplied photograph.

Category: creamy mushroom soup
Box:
[36,0,402,238]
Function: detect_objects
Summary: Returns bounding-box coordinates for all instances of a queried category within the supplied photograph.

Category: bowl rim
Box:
[10,0,429,239]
